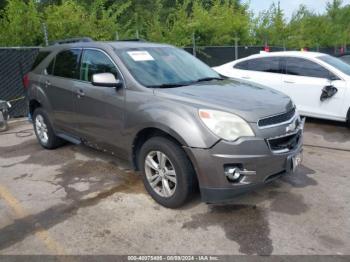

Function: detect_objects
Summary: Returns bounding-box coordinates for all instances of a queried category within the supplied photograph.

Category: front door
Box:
[282,57,346,120]
[74,48,125,153]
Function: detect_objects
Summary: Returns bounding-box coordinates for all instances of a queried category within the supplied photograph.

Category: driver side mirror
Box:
[320,85,338,101]
[92,73,123,88]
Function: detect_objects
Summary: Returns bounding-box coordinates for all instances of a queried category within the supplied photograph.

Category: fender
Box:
[29,79,54,117]
[124,97,220,150]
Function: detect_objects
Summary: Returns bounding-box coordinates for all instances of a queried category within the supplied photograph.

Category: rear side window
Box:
[235,60,250,70]
[31,51,51,70]
[249,57,281,73]
[52,49,81,79]
[80,49,119,82]
[285,57,332,79]
[235,57,282,74]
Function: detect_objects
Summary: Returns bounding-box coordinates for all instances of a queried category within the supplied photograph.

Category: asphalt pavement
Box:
[0,118,349,255]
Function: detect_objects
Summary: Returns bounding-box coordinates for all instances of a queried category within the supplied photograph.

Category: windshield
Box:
[115,47,220,87]
[318,55,350,76]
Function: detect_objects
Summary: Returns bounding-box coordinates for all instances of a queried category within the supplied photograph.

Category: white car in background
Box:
[213,51,350,125]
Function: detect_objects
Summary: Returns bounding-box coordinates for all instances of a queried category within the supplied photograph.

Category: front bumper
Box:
[184,118,305,203]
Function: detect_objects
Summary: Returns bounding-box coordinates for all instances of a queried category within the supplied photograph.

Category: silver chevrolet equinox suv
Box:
[26,39,304,208]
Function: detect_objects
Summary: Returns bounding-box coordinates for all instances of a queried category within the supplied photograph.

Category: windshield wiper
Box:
[148,82,192,88]
[192,77,224,83]
[148,77,223,88]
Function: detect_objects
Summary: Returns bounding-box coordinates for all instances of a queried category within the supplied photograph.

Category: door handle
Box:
[242,76,251,79]
[284,80,295,84]
[77,89,85,99]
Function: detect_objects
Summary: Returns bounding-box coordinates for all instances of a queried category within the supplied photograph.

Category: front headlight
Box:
[198,109,255,141]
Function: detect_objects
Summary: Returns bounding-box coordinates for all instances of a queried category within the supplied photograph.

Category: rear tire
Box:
[33,108,65,149]
[138,136,196,208]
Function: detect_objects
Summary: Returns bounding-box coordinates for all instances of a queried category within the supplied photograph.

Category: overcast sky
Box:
[244,0,350,19]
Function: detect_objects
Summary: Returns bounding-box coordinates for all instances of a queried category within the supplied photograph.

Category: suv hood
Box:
[154,79,293,123]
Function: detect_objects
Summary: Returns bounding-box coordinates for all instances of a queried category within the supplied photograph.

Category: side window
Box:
[247,57,281,73]
[285,57,331,79]
[235,57,282,74]
[235,60,250,70]
[80,49,118,82]
[53,49,81,79]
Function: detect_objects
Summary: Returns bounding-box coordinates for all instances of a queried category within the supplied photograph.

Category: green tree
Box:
[325,0,350,49]
[43,0,129,42]
[44,0,91,41]
[252,2,287,46]
[162,0,250,47]
[107,0,162,40]
[87,0,130,41]
[0,0,350,49]
[0,0,7,13]
[287,5,315,48]
[0,0,42,46]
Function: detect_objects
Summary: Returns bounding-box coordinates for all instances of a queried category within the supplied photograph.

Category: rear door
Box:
[41,48,82,134]
[234,57,284,92]
[74,48,125,153]
[281,57,345,119]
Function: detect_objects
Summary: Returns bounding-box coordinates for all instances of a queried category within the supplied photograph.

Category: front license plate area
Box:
[286,151,303,174]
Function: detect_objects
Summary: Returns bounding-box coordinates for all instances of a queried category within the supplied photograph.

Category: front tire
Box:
[138,136,196,208]
[33,108,65,149]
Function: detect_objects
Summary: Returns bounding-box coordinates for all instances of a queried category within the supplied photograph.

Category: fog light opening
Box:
[224,165,257,183]
[225,167,242,183]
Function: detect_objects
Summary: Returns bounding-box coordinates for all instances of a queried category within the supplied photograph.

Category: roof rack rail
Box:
[117,38,146,42]
[51,37,93,45]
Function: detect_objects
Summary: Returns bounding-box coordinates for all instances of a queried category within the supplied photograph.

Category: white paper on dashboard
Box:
[127,51,154,61]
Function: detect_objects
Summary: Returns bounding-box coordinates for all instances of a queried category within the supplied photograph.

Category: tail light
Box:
[23,74,29,89]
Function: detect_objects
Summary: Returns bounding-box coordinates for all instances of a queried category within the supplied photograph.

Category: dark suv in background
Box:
[26,39,304,208]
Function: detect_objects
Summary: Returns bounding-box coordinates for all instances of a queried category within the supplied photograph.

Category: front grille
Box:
[267,130,301,153]
[258,107,296,128]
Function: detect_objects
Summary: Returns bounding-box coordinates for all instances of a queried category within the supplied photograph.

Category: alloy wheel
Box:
[144,151,177,198]
[35,114,49,144]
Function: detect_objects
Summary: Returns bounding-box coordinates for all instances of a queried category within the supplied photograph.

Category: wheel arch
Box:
[29,99,42,116]
[346,107,350,126]
[131,127,188,171]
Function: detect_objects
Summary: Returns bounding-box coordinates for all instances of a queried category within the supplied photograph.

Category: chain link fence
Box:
[0,45,346,118]
[0,48,39,117]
